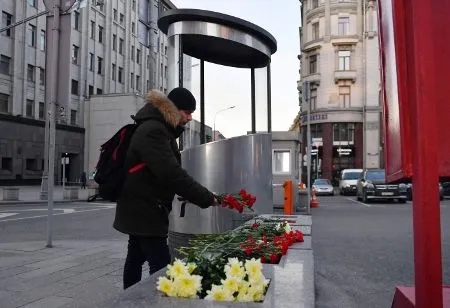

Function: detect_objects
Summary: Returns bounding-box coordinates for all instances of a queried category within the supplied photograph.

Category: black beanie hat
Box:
[168,87,196,111]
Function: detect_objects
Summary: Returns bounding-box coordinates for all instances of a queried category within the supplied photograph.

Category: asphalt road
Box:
[312,194,450,308]
[0,202,125,243]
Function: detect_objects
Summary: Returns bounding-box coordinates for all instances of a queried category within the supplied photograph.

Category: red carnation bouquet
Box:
[216,189,256,213]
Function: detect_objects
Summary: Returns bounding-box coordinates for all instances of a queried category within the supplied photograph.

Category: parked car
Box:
[339,169,363,195]
[406,183,444,201]
[313,178,334,196]
[442,182,450,198]
[356,169,408,203]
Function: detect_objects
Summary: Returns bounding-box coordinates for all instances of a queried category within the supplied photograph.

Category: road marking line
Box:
[0,206,115,223]
[347,197,371,207]
[0,213,19,219]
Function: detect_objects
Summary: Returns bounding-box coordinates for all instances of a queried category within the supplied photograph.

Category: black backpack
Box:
[92,123,139,202]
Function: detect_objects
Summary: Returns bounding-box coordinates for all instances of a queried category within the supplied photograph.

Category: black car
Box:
[406,183,444,201]
[356,169,408,203]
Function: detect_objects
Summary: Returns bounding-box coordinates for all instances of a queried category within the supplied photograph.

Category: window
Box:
[136,75,141,91]
[112,34,117,51]
[27,65,35,82]
[39,68,45,85]
[73,11,80,30]
[132,0,136,11]
[72,45,79,65]
[338,17,350,36]
[132,22,135,34]
[311,124,322,139]
[118,67,123,83]
[0,55,11,75]
[312,22,319,40]
[119,13,124,25]
[26,159,38,171]
[147,80,150,91]
[333,123,355,143]
[130,73,134,89]
[71,79,79,95]
[27,0,36,8]
[98,26,104,43]
[310,88,317,110]
[38,102,44,119]
[90,21,95,39]
[273,150,291,173]
[338,50,351,70]
[39,30,45,50]
[70,110,77,125]
[97,88,103,94]
[112,63,116,80]
[309,55,317,74]
[119,38,124,54]
[113,9,117,21]
[165,46,167,55]
[1,157,12,171]
[97,56,103,75]
[28,24,36,47]
[339,86,351,107]
[26,99,34,117]
[147,55,150,69]
[136,49,141,64]
[164,65,167,78]
[2,11,13,37]
[312,0,319,9]
[89,53,94,71]
[160,63,163,77]
[131,46,135,61]
[88,85,93,95]
[0,93,9,113]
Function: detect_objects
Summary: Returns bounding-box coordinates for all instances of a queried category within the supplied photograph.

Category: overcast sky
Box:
[170,0,301,138]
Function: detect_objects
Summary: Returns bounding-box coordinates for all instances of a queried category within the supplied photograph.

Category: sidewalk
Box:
[0,186,93,205]
[0,239,133,308]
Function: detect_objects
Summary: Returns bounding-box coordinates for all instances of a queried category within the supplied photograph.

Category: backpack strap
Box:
[129,162,145,173]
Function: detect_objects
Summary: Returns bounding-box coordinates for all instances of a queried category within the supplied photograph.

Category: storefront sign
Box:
[301,113,328,123]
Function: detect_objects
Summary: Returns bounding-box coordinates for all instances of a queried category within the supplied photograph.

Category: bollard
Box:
[283,180,293,215]
[310,188,319,208]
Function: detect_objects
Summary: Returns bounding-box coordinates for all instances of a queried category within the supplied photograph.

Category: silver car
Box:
[313,179,334,196]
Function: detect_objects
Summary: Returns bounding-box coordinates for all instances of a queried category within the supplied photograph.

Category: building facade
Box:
[0,0,175,184]
[298,0,382,185]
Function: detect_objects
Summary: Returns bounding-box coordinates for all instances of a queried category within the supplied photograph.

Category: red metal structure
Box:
[378,0,450,307]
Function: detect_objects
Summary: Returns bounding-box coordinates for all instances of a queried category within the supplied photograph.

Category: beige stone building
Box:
[298,0,382,184]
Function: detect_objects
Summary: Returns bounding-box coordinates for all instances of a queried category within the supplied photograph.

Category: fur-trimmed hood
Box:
[134,90,180,128]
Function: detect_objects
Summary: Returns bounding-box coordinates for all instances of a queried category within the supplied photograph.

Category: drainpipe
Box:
[362,0,367,170]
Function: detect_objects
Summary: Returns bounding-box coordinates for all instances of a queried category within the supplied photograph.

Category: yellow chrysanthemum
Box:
[244,258,263,278]
[156,276,175,296]
[225,262,245,279]
[236,291,254,302]
[173,274,202,298]
[221,276,241,293]
[247,285,265,302]
[204,285,234,302]
[238,280,250,294]
[166,259,188,278]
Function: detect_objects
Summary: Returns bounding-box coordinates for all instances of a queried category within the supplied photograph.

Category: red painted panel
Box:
[379,0,450,182]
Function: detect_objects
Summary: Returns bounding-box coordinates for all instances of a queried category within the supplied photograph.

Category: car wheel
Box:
[398,199,406,203]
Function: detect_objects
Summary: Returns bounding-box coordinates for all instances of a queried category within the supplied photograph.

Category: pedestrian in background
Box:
[113,87,219,289]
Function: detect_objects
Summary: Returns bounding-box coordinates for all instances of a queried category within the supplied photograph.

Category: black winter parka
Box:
[113,90,215,237]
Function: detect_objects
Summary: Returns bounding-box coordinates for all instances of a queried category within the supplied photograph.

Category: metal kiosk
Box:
[157,9,277,257]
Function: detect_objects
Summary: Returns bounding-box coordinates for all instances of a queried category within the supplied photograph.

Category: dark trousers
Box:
[123,235,171,289]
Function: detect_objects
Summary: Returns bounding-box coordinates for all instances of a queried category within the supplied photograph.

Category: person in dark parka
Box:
[113,87,218,289]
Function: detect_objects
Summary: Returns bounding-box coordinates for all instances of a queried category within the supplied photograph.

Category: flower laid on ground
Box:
[216,189,256,213]
[204,258,269,302]
[156,259,203,298]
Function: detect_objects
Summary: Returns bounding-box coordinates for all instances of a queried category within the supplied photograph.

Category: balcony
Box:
[334,70,356,83]
[303,72,321,84]
[331,35,359,46]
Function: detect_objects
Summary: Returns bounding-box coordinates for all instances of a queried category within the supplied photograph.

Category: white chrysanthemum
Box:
[244,258,263,278]
[236,291,254,302]
[186,262,197,274]
[275,222,282,231]
[284,221,292,232]
[173,274,202,298]
[247,285,265,302]
[166,259,189,278]
[221,276,242,293]
[204,285,234,301]
[238,280,250,294]
[156,276,175,296]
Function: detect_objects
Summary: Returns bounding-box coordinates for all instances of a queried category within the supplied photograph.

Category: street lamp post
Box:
[213,106,235,141]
